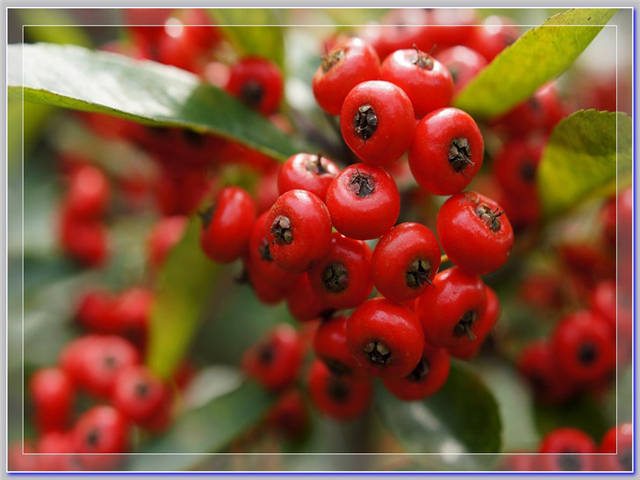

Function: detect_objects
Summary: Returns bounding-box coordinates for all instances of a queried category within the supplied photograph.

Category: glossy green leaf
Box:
[8,43,300,160]
[538,110,632,217]
[376,362,502,458]
[455,9,616,117]
[146,218,221,379]
[210,10,285,69]
[130,381,273,470]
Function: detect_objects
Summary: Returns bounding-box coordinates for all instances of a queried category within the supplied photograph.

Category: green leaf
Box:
[146,218,221,379]
[376,362,502,459]
[209,10,285,69]
[533,394,609,441]
[455,9,617,117]
[130,381,273,470]
[21,9,92,47]
[8,43,300,161]
[538,110,631,217]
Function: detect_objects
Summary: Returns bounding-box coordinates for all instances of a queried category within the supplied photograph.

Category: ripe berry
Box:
[437,191,514,274]
[435,46,487,95]
[36,431,76,471]
[425,9,478,48]
[359,9,431,61]
[382,344,450,401]
[448,285,500,360]
[8,440,38,471]
[313,315,359,376]
[340,80,415,167]
[550,310,615,384]
[286,273,331,322]
[75,289,115,332]
[200,186,256,263]
[465,16,520,62]
[599,423,633,471]
[277,153,340,201]
[538,427,596,471]
[242,324,303,391]
[245,257,287,305]
[111,287,153,338]
[492,138,543,197]
[312,37,381,115]
[308,233,373,310]
[29,367,75,433]
[147,215,187,268]
[268,390,309,439]
[112,365,171,427]
[416,266,487,349]
[179,9,222,54]
[325,163,400,240]
[59,217,108,267]
[371,222,441,303]
[517,340,574,404]
[381,47,454,118]
[264,189,332,272]
[347,298,424,378]
[72,405,129,471]
[409,107,484,195]
[65,164,110,219]
[308,359,372,420]
[226,57,283,115]
[157,28,203,73]
[589,280,616,330]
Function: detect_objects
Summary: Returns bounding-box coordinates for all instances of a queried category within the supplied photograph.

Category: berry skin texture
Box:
[66,164,111,219]
[111,287,153,338]
[111,365,171,427]
[265,190,332,272]
[36,431,77,471]
[599,423,633,471]
[372,222,441,303]
[380,48,454,118]
[75,289,115,333]
[492,138,543,197]
[200,186,256,264]
[340,80,415,167]
[538,427,596,471]
[435,46,487,95]
[286,273,331,322]
[29,367,75,433]
[409,107,484,195]
[268,390,309,439]
[308,232,373,310]
[313,315,359,376]
[550,310,615,384]
[147,215,187,268]
[465,16,520,62]
[517,340,574,404]
[226,57,283,115]
[416,266,487,350]
[347,298,424,378]
[72,405,130,471]
[59,216,109,267]
[437,191,514,275]
[312,37,382,115]
[308,359,372,420]
[383,344,450,401]
[277,153,340,201]
[325,163,400,240]
[242,324,303,391]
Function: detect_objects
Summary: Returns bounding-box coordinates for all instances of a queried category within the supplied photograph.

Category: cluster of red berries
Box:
[504,423,632,472]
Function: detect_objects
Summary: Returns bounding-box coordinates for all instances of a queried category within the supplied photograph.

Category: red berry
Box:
[59,216,109,267]
[264,190,332,272]
[277,153,340,201]
[72,405,129,470]
[497,186,541,232]
[286,273,331,322]
[425,9,478,48]
[180,9,222,53]
[599,423,633,471]
[66,164,110,220]
[448,285,500,360]
[200,186,256,263]
[313,315,359,376]
[147,215,187,268]
[519,273,564,310]
[124,8,172,47]
[157,29,203,73]
[312,37,381,115]
[538,427,596,471]
[226,57,283,115]
[550,310,615,384]
[75,289,115,332]
[30,367,75,433]
[242,324,303,391]
[325,163,400,240]
[8,440,39,471]
[36,431,76,471]
[435,46,487,95]
[340,80,415,167]
[465,16,520,62]
[111,287,153,338]
[112,365,171,427]
[416,266,487,349]
[308,233,373,310]
[372,222,441,303]
[492,138,543,197]
[381,47,453,118]
[437,191,514,274]
[409,107,484,195]
[245,258,287,305]
[517,340,574,404]
[590,280,616,330]
[308,359,372,420]
[268,390,309,439]
[347,298,424,378]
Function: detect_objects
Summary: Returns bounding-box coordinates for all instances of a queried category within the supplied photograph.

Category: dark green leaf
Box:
[146,218,222,379]
[455,9,617,117]
[534,394,609,441]
[130,381,273,470]
[8,43,300,160]
[376,362,502,460]
[538,110,632,217]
